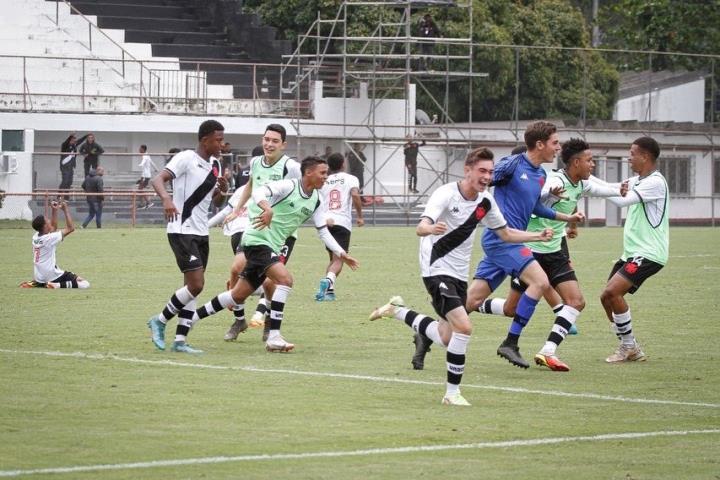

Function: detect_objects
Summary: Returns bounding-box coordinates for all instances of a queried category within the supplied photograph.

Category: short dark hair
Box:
[198,120,224,141]
[633,136,660,161]
[510,145,527,155]
[140,144,147,152]
[251,145,264,157]
[265,124,287,143]
[32,215,46,233]
[561,138,590,165]
[327,152,344,171]
[524,121,557,149]
[465,147,494,166]
[300,156,327,175]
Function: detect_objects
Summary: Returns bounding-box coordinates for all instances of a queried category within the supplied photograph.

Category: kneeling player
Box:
[29,201,90,289]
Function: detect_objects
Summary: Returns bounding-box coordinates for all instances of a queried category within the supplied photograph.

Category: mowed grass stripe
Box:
[1,429,718,478]
[2,348,718,409]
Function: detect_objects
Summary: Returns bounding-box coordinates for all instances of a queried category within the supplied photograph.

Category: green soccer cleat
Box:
[368,296,405,321]
[170,341,203,354]
[147,315,166,351]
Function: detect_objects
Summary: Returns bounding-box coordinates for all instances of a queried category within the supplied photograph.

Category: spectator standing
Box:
[137,145,158,209]
[58,133,88,199]
[418,14,441,70]
[403,134,425,193]
[346,143,368,203]
[81,167,104,229]
[79,134,104,177]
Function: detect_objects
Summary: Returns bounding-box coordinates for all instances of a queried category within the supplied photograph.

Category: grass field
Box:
[1,224,719,479]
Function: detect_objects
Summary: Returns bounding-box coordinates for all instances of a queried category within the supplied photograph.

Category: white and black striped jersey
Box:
[164,150,221,236]
[419,182,506,280]
[32,231,64,283]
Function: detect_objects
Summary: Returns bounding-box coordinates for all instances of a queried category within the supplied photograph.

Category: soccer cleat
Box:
[497,341,530,369]
[568,323,579,335]
[315,278,330,301]
[223,319,248,341]
[171,341,203,354]
[411,333,432,370]
[534,352,570,372]
[248,311,266,328]
[265,335,294,353]
[20,280,43,288]
[441,392,471,406]
[147,315,166,351]
[368,296,404,321]
[605,342,647,363]
[262,322,271,342]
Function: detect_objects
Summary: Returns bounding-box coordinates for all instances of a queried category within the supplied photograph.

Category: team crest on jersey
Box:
[212,165,219,177]
[301,207,313,216]
[475,205,487,220]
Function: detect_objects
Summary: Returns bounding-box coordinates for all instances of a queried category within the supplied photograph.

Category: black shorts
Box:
[325,225,351,254]
[240,245,283,290]
[422,275,467,319]
[279,236,296,265]
[137,177,150,189]
[168,234,209,273]
[509,248,577,292]
[51,271,78,285]
[231,232,244,255]
[609,256,664,294]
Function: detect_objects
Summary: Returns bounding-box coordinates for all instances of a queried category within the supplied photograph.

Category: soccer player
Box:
[478,138,627,371]
[137,144,158,209]
[600,136,669,363]
[464,121,585,369]
[191,156,359,352]
[28,200,90,289]
[147,119,228,354]
[221,124,301,342]
[368,148,553,406]
[315,152,364,301]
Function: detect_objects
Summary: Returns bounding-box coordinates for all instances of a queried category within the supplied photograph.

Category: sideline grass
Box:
[1,225,719,479]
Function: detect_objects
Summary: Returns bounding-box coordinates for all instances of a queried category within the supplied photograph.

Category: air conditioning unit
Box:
[0,153,18,174]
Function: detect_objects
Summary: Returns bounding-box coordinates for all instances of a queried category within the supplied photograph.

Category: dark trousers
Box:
[83,199,103,228]
[406,160,417,191]
[59,169,73,199]
[84,159,98,177]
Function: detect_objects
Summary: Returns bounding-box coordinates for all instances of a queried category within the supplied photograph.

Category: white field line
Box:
[1,348,719,409]
[1,429,719,477]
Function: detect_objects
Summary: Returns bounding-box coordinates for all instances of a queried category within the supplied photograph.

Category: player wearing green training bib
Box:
[479,139,625,372]
[192,156,359,354]
[221,124,301,343]
[601,137,669,364]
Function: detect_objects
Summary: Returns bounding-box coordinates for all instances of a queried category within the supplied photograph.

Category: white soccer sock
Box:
[446,332,470,395]
[175,299,196,342]
[480,298,506,315]
[326,271,337,291]
[612,310,635,345]
[541,305,581,355]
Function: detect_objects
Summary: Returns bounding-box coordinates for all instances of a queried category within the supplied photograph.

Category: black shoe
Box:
[411,333,432,370]
[497,341,529,369]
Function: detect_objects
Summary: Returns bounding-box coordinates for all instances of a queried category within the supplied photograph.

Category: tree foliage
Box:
[599,0,720,71]
[244,0,619,122]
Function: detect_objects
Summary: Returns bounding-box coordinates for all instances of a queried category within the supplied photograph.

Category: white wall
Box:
[614,79,706,123]
[0,128,35,220]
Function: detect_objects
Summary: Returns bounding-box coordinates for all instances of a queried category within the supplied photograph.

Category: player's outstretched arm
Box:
[60,201,75,237]
[495,226,553,244]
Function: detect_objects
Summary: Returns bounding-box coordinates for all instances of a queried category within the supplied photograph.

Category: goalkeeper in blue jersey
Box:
[478,138,627,371]
[464,121,584,369]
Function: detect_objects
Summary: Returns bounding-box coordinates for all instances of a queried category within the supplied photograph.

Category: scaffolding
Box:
[282,0,488,224]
